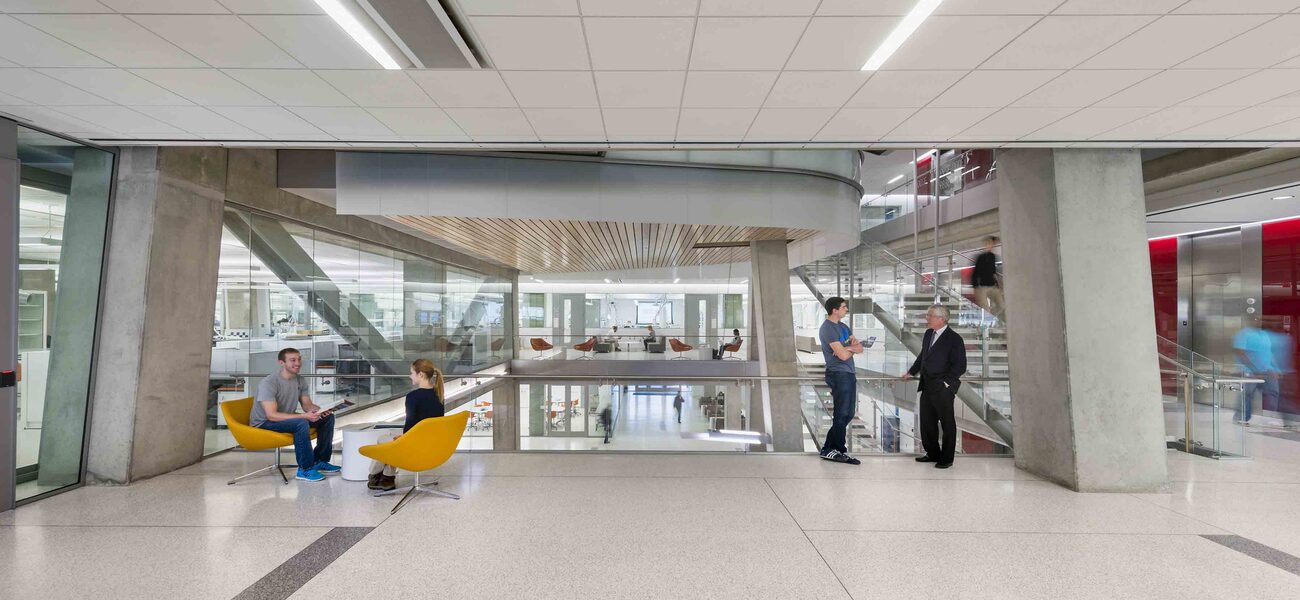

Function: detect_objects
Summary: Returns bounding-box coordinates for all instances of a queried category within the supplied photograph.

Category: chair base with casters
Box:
[371,470,459,514]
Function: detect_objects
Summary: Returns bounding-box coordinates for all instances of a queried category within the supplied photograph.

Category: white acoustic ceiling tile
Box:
[444,108,537,136]
[930,70,1060,108]
[1090,106,1237,139]
[0,90,27,104]
[1021,107,1157,140]
[953,107,1075,139]
[699,0,819,15]
[584,18,694,70]
[845,71,965,107]
[456,0,578,15]
[578,0,696,16]
[785,17,897,71]
[0,15,110,67]
[501,71,598,107]
[99,0,228,12]
[51,105,183,134]
[225,69,353,107]
[814,108,914,141]
[764,72,869,108]
[17,14,205,68]
[936,0,1064,14]
[316,71,434,107]
[981,16,1157,69]
[1081,15,1271,69]
[1054,0,1186,14]
[470,17,590,69]
[210,106,326,135]
[601,107,679,137]
[0,105,119,137]
[0,68,107,104]
[1184,70,1300,107]
[243,15,379,69]
[883,107,997,139]
[1095,70,1250,107]
[367,108,464,136]
[1265,88,1300,107]
[1177,106,1300,138]
[594,71,685,107]
[0,1,111,12]
[1174,0,1300,12]
[129,105,252,135]
[882,16,1038,70]
[524,108,606,137]
[689,17,807,70]
[1242,116,1300,140]
[675,107,758,138]
[1178,15,1300,69]
[816,0,912,15]
[682,71,778,107]
[744,108,835,141]
[1013,70,1156,108]
[288,107,393,136]
[130,68,271,106]
[0,58,13,67]
[39,68,191,105]
[407,71,517,107]
[215,0,323,13]
[131,15,302,68]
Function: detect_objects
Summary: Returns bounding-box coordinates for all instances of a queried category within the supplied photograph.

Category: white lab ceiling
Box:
[0,1,1299,147]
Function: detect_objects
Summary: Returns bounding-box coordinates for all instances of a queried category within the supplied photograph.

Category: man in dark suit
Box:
[902,305,967,468]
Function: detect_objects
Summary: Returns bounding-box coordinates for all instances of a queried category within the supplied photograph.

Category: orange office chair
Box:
[359,412,471,513]
[669,338,695,360]
[573,336,597,360]
[722,339,744,360]
[221,397,316,485]
[530,338,555,358]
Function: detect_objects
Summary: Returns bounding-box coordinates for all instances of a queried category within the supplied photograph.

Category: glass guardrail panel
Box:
[515,335,753,361]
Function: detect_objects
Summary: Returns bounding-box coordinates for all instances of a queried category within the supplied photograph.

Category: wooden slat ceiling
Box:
[391,216,815,273]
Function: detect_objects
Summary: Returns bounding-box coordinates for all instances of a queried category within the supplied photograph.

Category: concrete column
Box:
[0,119,18,511]
[749,239,802,452]
[997,149,1168,492]
[37,148,113,487]
[492,382,520,450]
[85,147,226,483]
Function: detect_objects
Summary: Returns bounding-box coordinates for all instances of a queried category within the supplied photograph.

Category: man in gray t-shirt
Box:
[250,348,337,482]
[818,297,865,465]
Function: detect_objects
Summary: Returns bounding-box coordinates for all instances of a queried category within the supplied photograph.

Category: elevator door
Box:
[1188,231,1245,368]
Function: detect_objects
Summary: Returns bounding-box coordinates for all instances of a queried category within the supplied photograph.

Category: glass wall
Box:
[13,126,113,502]
[206,205,512,455]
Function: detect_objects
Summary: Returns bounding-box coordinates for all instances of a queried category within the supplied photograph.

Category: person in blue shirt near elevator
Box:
[819,296,865,465]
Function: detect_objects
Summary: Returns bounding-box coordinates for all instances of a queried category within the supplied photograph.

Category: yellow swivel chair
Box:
[221,397,316,485]
[359,411,470,514]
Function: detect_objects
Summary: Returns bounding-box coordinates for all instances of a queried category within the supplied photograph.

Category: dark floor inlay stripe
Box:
[1202,535,1300,576]
[234,527,373,600]
[1250,430,1300,442]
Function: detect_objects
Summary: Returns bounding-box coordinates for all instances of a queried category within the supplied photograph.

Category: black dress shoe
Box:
[915,455,936,463]
[935,462,953,469]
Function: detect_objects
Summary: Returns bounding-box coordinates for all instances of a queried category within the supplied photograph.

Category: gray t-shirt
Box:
[250,373,311,427]
[819,319,856,373]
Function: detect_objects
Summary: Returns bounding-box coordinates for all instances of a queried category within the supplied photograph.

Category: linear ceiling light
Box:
[861,0,944,71]
[314,0,402,69]
[887,174,904,184]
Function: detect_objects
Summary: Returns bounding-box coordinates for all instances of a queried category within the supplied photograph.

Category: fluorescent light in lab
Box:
[887,174,904,185]
[1273,195,1295,200]
[604,278,611,283]
[861,0,944,71]
[313,0,402,70]
[673,278,680,284]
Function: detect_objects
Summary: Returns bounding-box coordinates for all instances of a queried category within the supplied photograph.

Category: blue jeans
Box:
[258,414,335,470]
[1237,377,1279,422]
[822,371,857,455]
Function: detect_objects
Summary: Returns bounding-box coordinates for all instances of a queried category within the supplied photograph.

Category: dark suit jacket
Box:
[908,327,967,394]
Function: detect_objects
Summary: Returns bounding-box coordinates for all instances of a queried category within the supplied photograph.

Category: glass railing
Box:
[516,334,752,361]
[1157,337,1256,459]
[860,149,997,231]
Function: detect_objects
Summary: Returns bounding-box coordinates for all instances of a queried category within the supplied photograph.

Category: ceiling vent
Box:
[356,0,486,68]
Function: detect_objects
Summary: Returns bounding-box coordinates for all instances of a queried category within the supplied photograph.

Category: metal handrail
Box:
[214,372,1011,383]
[869,241,989,318]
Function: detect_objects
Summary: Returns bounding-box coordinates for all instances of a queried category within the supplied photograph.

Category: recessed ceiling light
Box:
[313,0,402,70]
[1273,195,1295,200]
[861,0,944,71]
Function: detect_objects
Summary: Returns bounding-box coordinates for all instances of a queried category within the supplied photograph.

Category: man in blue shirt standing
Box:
[819,296,865,465]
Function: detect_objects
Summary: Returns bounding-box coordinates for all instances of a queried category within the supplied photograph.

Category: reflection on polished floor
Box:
[5,440,1300,599]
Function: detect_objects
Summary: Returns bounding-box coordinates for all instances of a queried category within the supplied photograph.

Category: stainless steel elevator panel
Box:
[1187,230,1245,368]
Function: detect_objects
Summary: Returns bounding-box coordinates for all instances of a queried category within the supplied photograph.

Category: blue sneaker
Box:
[314,462,342,474]
[296,468,325,482]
